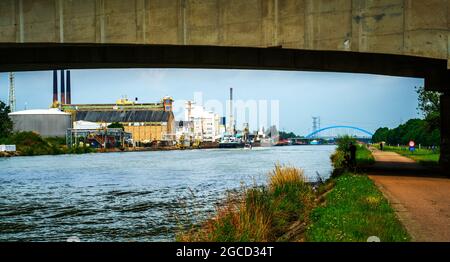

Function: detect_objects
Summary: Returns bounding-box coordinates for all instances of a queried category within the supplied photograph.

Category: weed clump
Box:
[177,164,315,242]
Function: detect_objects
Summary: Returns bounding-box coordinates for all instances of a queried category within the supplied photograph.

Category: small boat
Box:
[219,135,245,148]
[244,143,252,149]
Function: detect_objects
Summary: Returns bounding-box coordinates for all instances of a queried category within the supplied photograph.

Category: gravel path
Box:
[368,149,450,242]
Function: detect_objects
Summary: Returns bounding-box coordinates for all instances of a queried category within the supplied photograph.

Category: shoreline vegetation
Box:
[177,164,316,242]
[0,131,221,158]
[306,172,410,242]
[375,144,439,166]
[330,136,375,174]
[178,136,410,242]
[0,131,94,157]
[0,131,335,158]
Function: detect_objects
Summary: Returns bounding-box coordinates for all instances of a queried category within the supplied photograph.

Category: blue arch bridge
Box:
[290,125,373,145]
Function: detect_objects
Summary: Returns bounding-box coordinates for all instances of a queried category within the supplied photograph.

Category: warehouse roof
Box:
[9,108,70,115]
[75,110,171,123]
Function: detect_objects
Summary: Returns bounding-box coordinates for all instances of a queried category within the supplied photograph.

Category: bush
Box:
[0,101,13,139]
[178,165,315,242]
[331,136,374,172]
[268,165,305,190]
[330,150,346,170]
[3,132,56,156]
[336,135,357,153]
[45,136,67,147]
[1,131,94,156]
[67,145,95,154]
[107,122,124,130]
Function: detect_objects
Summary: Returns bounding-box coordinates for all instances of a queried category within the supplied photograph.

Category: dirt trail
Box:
[368,149,450,242]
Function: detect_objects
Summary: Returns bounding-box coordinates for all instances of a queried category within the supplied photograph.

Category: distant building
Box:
[9,108,72,137]
[66,127,131,149]
[73,120,102,130]
[219,117,226,136]
[175,120,194,144]
[185,101,222,142]
[62,96,175,143]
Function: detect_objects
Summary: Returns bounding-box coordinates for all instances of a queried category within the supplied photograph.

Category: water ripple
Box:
[0,145,334,241]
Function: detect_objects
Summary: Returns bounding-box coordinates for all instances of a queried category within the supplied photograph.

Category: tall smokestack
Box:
[229,87,234,135]
[53,70,58,104]
[66,70,71,104]
[60,70,65,104]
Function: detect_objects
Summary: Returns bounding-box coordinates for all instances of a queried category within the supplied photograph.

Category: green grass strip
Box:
[306,173,410,242]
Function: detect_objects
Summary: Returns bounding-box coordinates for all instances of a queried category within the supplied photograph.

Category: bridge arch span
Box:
[305,125,374,138]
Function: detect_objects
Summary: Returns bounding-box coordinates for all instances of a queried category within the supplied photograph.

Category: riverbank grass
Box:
[317,140,409,241]
[331,143,375,171]
[0,131,95,156]
[306,173,410,242]
[356,145,375,166]
[378,145,439,166]
[178,141,410,242]
[177,165,315,242]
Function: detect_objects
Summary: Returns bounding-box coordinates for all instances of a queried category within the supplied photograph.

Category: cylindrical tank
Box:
[9,109,72,137]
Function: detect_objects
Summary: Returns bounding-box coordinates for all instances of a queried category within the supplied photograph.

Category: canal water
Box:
[0,145,335,242]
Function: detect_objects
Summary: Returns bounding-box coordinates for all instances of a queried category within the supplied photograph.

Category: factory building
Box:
[175,120,194,146]
[185,101,223,142]
[9,109,72,137]
[62,97,175,143]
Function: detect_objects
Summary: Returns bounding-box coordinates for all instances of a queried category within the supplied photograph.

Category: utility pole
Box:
[8,72,16,112]
[312,116,320,137]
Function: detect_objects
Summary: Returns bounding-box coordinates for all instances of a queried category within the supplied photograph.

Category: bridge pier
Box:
[441,92,450,173]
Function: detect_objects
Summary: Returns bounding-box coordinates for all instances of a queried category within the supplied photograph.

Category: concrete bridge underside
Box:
[0,0,449,171]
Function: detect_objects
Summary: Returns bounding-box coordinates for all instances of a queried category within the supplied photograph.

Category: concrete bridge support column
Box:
[441,92,450,173]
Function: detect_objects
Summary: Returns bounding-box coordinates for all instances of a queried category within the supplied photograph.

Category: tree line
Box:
[372,86,440,146]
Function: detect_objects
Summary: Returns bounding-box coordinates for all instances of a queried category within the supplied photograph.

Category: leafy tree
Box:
[336,135,357,153]
[372,127,389,143]
[107,122,124,130]
[372,87,441,147]
[373,119,439,146]
[279,131,297,140]
[0,101,13,139]
[415,86,441,131]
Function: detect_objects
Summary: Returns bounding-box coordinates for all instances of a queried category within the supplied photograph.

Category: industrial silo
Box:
[9,109,72,137]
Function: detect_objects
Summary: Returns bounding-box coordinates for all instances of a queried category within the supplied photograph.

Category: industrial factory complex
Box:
[63,97,176,144]
[7,70,271,150]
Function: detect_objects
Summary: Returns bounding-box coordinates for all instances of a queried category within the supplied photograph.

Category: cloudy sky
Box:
[0,69,423,136]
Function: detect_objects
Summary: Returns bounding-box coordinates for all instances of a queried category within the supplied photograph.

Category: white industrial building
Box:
[184,101,223,142]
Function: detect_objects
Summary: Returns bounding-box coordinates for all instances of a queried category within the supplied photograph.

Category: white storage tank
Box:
[9,109,72,137]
